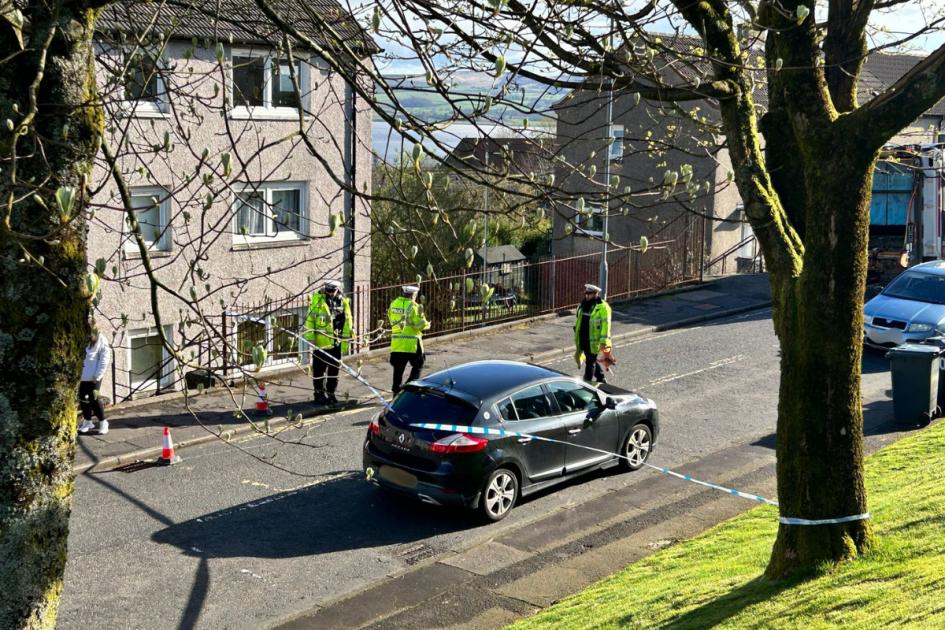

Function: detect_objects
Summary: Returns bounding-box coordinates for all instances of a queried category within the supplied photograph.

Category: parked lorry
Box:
[869,145,945,286]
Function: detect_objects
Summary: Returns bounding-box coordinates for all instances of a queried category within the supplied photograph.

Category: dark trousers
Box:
[78,381,105,421]
[312,345,342,395]
[390,350,424,394]
[582,348,605,383]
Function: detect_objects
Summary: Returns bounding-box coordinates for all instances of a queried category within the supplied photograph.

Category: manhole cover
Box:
[397,543,436,565]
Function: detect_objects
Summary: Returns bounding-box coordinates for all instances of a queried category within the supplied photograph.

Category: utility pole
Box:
[483,145,490,287]
[599,70,614,298]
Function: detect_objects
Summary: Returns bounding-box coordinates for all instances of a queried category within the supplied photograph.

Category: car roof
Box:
[413,360,568,402]
[907,261,945,276]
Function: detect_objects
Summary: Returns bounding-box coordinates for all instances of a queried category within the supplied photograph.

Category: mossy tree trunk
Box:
[0,3,104,627]
[671,0,945,577]
[765,152,876,576]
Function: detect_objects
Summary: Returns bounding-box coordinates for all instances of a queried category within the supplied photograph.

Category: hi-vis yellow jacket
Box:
[304,291,353,353]
[388,296,430,353]
[574,300,612,354]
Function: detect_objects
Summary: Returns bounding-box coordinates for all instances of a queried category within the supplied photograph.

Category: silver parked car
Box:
[864,261,945,348]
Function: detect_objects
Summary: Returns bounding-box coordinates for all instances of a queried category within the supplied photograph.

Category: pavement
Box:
[74,273,773,474]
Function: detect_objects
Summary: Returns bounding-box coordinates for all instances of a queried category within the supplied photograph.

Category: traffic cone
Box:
[157,426,181,465]
[255,381,271,414]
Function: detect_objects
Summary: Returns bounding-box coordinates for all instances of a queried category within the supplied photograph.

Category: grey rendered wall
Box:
[89,41,372,398]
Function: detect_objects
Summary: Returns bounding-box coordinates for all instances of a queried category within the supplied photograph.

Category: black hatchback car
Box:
[363,360,660,521]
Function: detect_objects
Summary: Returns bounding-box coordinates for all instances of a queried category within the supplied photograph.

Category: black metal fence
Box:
[111,216,701,402]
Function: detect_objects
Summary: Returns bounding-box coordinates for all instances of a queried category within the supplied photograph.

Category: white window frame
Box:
[232,181,309,245]
[118,47,168,117]
[608,124,624,162]
[231,309,305,370]
[229,47,311,120]
[577,205,605,237]
[125,186,172,252]
[127,326,174,392]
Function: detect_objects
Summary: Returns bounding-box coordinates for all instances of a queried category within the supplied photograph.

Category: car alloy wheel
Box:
[481,468,518,522]
[620,423,652,471]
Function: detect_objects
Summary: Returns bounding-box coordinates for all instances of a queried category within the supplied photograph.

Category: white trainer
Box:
[78,420,95,434]
[98,421,109,435]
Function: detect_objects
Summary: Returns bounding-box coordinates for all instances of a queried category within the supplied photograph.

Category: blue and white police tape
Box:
[272,323,395,412]
[409,422,870,527]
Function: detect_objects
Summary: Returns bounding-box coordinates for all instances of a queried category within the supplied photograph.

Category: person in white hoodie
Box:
[78,322,112,435]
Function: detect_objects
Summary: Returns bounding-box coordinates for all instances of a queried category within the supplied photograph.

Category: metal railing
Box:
[111,217,702,400]
[704,234,763,276]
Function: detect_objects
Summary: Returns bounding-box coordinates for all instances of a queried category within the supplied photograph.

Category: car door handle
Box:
[568,428,582,435]
[517,437,533,444]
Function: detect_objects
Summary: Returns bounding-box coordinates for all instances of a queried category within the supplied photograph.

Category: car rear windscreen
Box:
[388,390,477,427]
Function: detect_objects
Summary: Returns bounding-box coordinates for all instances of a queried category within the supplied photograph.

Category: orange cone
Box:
[157,426,181,465]
[255,381,271,414]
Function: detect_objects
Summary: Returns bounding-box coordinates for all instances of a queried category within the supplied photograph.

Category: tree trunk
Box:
[0,6,102,628]
[765,154,876,578]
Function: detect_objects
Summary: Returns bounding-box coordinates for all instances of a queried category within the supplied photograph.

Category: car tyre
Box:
[479,468,519,522]
[619,423,652,471]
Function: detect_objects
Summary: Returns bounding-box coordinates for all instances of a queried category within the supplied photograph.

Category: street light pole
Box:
[483,146,489,287]
[599,75,614,298]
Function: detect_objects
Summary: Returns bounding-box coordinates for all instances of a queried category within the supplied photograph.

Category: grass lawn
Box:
[510,420,945,629]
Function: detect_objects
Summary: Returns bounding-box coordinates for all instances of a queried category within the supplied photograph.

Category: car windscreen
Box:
[387,389,477,428]
[882,271,945,305]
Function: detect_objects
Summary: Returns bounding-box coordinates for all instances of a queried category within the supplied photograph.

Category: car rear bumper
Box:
[362,439,480,508]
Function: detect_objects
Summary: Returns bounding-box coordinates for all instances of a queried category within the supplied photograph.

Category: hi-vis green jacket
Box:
[574,300,612,354]
[304,291,353,354]
[388,296,430,353]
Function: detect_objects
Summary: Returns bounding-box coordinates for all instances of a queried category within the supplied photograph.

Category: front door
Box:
[546,380,618,472]
[497,385,567,481]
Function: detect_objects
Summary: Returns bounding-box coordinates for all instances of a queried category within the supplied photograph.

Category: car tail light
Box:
[369,413,381,436]
[430,433,488,454]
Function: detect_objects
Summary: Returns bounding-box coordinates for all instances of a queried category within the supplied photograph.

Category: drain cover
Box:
[397,543,436,565]
[111,460,161,473]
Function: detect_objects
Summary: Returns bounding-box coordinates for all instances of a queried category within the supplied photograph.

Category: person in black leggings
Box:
[78,323,112,435]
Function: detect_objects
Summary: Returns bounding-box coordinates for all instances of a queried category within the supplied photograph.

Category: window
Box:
[547,380,599,414]
[121,49,166,115]
[498,397,518,421]
[390,390,477,426]
[510,385,553,420]
[233,182,307,242]
[127,187,171,251]
[578,205,604,235]
[231,51,304,115]
[232,310,305,369]
[236,318,266,367]
[272,314,300,360]
[128,326,173,391]
[608,124,624,161]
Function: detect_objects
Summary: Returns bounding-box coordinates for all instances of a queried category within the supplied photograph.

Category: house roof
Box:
[445,135,558,174]
[476,245,526,265]
[861,52,945,116]
[98,0,377,54]
[553,36,943,119]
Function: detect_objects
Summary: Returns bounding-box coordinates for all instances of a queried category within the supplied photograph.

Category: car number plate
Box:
[379,465,417,490]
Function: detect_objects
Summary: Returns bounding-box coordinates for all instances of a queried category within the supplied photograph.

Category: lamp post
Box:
[599,77,614,299]
[483,145,489,287]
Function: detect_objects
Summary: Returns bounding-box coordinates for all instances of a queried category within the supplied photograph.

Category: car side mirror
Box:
[605,397,617,410]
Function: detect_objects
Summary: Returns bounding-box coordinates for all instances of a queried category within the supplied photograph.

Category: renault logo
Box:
[398,433,406,444]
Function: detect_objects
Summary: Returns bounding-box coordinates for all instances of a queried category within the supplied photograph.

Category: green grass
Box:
[510,420,945,629]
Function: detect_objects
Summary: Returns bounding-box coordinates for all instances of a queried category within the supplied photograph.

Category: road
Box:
[58,308,902,629]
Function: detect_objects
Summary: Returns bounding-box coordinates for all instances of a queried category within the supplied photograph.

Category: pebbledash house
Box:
[89,0,375,401]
